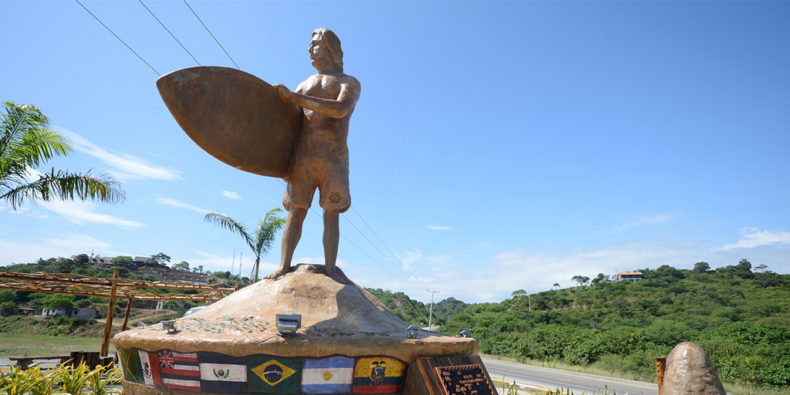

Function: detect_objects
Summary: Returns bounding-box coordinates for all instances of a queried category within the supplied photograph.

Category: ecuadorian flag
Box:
[302,356,354,393]
[352,357,406,394]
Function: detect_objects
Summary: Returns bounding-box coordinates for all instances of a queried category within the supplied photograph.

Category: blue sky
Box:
[2,1,789,303]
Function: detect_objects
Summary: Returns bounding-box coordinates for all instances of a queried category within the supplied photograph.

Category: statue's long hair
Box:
[313,28,343,72]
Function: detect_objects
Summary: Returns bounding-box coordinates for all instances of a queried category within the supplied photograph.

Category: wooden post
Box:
[121,297,133,331]
[655,356,667,395]
[100,270,119,357]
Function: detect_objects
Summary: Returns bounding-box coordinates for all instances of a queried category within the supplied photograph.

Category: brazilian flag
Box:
[247,355,302,393]
[117,347,143,383]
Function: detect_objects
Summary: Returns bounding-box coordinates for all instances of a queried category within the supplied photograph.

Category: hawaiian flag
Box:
[302,356,355,393]
[352,357,406,394]
[157,350,201,391]
[198,352,247,392]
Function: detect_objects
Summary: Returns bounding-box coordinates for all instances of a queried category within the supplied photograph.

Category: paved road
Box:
[482,357,658,395]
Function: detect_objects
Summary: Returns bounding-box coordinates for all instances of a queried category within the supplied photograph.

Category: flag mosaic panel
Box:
[117,347,408,394]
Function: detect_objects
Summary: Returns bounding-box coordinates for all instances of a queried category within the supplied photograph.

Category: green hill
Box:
[364,288,468,328]
[440,260,790,389]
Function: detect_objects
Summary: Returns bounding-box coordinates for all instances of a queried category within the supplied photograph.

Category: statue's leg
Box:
[323,209,340,278]
[267,207,307,279]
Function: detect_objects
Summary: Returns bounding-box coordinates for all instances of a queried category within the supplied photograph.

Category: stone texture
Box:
[113,264,477,364]
[662,342,726,395]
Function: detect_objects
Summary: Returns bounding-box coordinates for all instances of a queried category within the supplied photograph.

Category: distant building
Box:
[71,255,113,266]
[42,307,97,319]
[15,306,35,316]
[617,272,643,282]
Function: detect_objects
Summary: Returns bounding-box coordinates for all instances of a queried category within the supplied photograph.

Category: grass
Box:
[0,334,115,357]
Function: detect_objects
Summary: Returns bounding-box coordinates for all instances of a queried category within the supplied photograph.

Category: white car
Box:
[182,305,208,317]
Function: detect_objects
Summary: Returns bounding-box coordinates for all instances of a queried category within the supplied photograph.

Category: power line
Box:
[137,0,200,65]
[182,0,240,69]
[275,179,402,277]
[350,206,406,270]
[342,215,409,276]
[73,0,160,76]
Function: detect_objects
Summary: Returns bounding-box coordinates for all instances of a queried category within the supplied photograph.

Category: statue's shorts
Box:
[283,158,350,213]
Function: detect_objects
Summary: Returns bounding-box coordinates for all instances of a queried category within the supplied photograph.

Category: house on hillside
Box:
[617,272,643,282]
[42,307,98,319]
[15,306,35,316]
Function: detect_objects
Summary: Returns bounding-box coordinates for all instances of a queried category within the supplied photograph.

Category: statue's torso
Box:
[294,73,355,164]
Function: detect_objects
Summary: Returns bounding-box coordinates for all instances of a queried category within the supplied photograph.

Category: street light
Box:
[427,290,440,331]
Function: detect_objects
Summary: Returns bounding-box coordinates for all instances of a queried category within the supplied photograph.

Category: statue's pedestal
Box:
[114,264,477,394]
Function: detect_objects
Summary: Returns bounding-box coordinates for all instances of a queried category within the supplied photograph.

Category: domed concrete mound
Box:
[663,342,726,395]
[114,264,477,394]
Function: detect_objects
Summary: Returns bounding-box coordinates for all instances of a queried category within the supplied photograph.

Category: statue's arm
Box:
[278,79,360,119]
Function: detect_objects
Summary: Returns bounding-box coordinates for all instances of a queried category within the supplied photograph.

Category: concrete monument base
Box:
[113,264,477,394]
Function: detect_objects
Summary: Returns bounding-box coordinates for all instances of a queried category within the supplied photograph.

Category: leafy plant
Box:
[204,208,286,282]
[0,101,123,209]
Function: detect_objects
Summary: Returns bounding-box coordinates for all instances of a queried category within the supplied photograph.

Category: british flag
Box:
[156,350,201,392]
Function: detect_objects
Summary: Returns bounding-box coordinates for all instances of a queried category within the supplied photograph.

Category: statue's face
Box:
[309,37,333,70]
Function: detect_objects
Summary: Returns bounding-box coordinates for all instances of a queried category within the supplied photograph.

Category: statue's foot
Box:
[325,265,338,279]
[264,268,289,280]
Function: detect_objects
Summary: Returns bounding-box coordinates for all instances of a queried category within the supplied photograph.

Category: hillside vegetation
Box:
[439,260,790,389]
[3,257,788,390]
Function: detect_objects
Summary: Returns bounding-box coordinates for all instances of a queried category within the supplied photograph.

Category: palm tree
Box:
[204,208,286,282]
[0,101,123,209]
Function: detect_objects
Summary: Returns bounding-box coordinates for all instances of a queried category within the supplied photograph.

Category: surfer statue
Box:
[269,28,361,279]
[155,27,360,281]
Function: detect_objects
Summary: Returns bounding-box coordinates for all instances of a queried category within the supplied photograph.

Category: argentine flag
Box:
[302,356,354,393]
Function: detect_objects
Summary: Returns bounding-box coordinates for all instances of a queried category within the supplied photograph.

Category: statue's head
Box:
[310,28,343,72]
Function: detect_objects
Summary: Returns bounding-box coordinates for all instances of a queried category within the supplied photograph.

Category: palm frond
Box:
[204,212,254,252]
[253,207,287,259]
[0,169,124,210]
[1,102,63,164]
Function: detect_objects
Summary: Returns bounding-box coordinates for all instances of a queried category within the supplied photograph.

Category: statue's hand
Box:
[273,84,291,101]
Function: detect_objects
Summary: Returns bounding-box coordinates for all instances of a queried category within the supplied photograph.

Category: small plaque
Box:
[404,356,497,395]
[434,364,494,395]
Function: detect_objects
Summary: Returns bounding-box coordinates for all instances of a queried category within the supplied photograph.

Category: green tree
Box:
[0,289,15,303]
[112,255,133,265]
[42,294,75,310]
[0,101,123,209]
[173,261,190,271]
[693,261,710,273]
[74,254,90,266]
[511,289,527,298]
[148,252,171,266]
[571,275,590,286]
[205,208,286,282]
[591,273,610,285]
[0,301,15,316]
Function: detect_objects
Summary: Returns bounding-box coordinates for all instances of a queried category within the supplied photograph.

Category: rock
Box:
[114,263,476,363]
[662,342,726,395]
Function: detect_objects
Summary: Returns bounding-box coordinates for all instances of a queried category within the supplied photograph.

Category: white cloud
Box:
[39,199,145,229]
[718,228,790,251]
[221,191,242,199]
[427,225,453,231]
[0,234,112,265]
[58,128,181,181]
[400,249,423,270]
[352,242,697,303]
[156,197,210,215]
[614,213,675,230]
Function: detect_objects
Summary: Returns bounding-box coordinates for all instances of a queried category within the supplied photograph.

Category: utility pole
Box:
[427,290,439,331]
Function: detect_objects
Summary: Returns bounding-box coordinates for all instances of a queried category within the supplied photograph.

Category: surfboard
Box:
[157,66,303,178]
